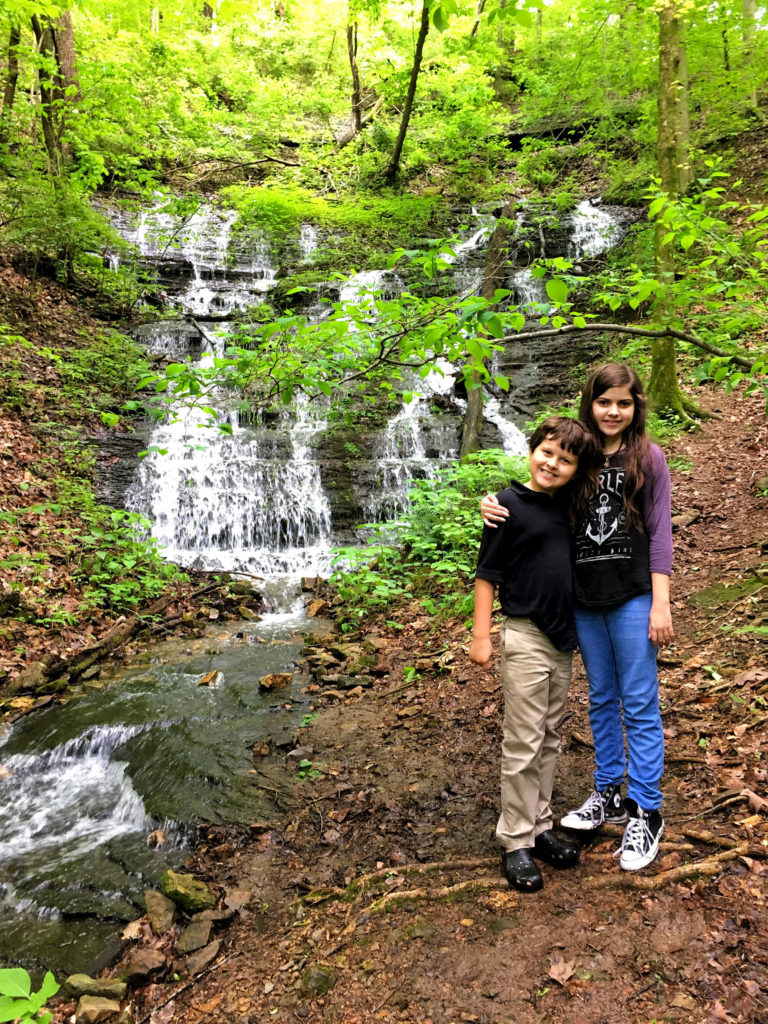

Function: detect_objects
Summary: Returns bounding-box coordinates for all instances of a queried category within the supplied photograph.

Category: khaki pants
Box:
[496,617,573,852]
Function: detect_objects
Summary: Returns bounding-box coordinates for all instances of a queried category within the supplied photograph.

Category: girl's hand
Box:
[481,493,508,528]
[649,602,674,646]
[469,636,493,669]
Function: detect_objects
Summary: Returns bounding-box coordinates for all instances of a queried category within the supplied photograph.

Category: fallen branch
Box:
[500,323,756,369]
[369,877,501,913]
[583,842,752,889]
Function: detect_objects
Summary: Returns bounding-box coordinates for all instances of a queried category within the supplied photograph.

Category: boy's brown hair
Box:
[529,415,600,529]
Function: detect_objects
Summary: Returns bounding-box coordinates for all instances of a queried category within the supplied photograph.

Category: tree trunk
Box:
[459,203,515,460]
[385,1,430,183]
[742,0,758,109]
[470,0,487,38]
[650,2,697,419]
[677,20,692,191]
[347,15,362,132]
[51,10,81,104]
[0,24,21,143]
[30,14,60,166]
[151,5,160,35]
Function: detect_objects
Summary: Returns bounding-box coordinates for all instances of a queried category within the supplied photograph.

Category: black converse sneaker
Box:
[615,799,664,871]
[560,784,628,831]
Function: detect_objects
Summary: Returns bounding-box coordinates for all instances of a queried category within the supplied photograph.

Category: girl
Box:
[481,363,673,871]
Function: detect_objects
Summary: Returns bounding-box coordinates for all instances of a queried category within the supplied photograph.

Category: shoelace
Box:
[579,790,603,820]
[613,816,650,859]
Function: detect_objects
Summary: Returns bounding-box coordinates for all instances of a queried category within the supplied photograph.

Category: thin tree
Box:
[385,1,431,182]
[0,23,21,145]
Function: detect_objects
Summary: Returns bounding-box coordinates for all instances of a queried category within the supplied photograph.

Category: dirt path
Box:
[90,388,768,1024]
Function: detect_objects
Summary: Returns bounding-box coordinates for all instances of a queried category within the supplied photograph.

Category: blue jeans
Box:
[574,593,664,811]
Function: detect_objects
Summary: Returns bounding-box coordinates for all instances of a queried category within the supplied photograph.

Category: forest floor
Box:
[82,386,768,1024]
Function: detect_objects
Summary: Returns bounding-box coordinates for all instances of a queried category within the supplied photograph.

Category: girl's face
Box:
[592,385,635,443]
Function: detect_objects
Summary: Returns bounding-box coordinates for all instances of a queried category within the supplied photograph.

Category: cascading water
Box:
[1,195,633,975]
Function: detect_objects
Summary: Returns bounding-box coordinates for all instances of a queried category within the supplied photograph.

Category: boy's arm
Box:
[468,577,495,669]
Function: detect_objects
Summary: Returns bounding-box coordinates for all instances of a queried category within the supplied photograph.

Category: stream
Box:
[0,197,631,975]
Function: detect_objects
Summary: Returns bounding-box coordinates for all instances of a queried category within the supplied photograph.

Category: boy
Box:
[469,416,596,892]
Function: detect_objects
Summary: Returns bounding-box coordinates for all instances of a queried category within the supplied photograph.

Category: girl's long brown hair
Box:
[579,363,649,531]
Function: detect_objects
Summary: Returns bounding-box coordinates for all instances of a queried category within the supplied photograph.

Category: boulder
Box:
[8,661,47,695]
[75,997,122,1024]
[160,870,216,912]
[144,890,176,935]
[64,976,127,1001]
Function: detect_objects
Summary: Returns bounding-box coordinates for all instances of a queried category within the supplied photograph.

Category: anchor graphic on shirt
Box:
[585,492,620,545]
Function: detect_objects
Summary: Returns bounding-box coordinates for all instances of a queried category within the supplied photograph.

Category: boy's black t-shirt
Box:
[475,480,576,651]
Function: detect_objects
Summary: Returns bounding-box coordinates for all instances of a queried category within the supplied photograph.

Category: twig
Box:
[672,794,748,825]
[135,952,240,1024]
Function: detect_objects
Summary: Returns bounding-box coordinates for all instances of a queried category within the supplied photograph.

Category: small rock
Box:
[144,890,176,935]
[64,976,127,1001]
[258,672,293,691]
[183,939,220,976]
[76,997,121,1024]
[223,888,253,912]
[146,829,167,848]
[306,599,328,618]
[176,918,212,954]
[80,665,102,681]
[160,870,216,912]
[197,671,220,687]
[115,948,166,986]
[237,605,261,621]
[299,964,336,998]
[210,842,233,861]
[9,661,47,694]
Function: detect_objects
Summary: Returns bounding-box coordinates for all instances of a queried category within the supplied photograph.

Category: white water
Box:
[0,724,152,866]
[569,200,624,258]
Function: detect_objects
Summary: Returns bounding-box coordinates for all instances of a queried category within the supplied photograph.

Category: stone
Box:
[258,672,293,691]
[306,599,328,618]
[183,939,221,976]
[64,976,128,1001]
[144,890,176,935]
[8,661,47,694]
[237,605,261,621]
[115,948,166,986]
[76,997,122,1024]
[176,918,212,954]
[160,870,216,912]
[347,654,376,675]
[224,888,253,912]
[299,964,337,998]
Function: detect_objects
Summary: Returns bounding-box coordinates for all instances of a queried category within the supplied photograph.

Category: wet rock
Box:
[258,672,293,691]
[76,996,122,1024]
[328,643,362,661]
[64,976,127,1001]
[176,918,212,954]
[161,870,216,912]
[115,948,166,985]
[299,964,337,998]
[347,654,376,675]
[183,939,221,976]
[237,605,261,621]
[144,890,176,935]
[305,599,328,618]
[8,661,47,695]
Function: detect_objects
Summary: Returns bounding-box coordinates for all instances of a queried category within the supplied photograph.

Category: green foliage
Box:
[330,448,528,625]
[0,968,59,1024]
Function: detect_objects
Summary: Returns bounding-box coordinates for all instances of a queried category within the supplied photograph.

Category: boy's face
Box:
[528,435,579,495]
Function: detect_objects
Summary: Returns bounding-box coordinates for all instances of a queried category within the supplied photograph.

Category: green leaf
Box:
[545,278,569,305]
[573,316,586,328]
[0,970,31,999]
[165,363,186,378]
[494,375,510,391]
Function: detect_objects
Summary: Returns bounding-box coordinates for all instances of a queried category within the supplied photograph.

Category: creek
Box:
[0,196,631,975]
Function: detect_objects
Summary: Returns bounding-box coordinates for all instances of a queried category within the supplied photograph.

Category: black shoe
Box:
[501,848,543,893]
[560,783,628,831]
[534,829,580,868]
[615,798,664,871]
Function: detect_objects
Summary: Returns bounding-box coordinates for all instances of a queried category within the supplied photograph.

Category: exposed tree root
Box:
[369,877,502,914]
[583,842,755,889]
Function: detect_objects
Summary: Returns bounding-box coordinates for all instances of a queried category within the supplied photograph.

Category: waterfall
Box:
[0,724,153,865]
[569,200,624,258]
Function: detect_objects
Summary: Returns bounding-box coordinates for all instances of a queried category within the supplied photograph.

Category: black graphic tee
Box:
[573,464,651,610]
